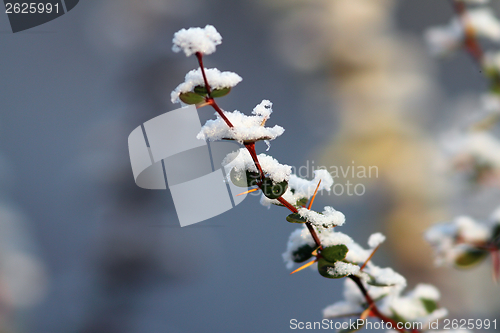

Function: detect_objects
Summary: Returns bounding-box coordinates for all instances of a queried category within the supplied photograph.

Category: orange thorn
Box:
[290,259,318,275]
[237,188,259,196]
[360,245,380,271]
[307,180,322,210]
[361,304,374,320]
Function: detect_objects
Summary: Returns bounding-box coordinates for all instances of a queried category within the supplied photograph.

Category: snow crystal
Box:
[171,68,242,104]
[223,148,291,184]
[197,100,285,143]
[298,206,345,227]
[172,25,222,57]
[368,232,386,248]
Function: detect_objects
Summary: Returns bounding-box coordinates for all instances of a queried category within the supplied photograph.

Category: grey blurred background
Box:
[0,1,498,332]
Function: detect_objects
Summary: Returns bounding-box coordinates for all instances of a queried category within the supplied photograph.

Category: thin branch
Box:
[349,275,411,333]
[195,52,212,95]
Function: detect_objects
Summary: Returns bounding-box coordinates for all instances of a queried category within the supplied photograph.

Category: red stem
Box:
[196,52,212,95]
[349,275,413,333]
[208,98,234,128]
[452,0,484,65]
[194,50,401,330]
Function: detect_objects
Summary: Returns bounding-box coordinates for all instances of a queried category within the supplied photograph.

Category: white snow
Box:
[260,169,334,208]
[297,206,345,227]
[412,284,440,301]
[197,100,285,143]
[171,68,242,104]
[368,232,386,248]
[425,8,500,56]
[172,25,222,57]
[327,262,360,277]
[223,148,291,184]
[425,215,491,266]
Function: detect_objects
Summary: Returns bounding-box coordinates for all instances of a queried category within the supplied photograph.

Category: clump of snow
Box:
[466,8,500,41]
[197,100,285,143]
[171,68,242,104]
[282,226,316,269]
[412,284,440,301]
[223,148,291,184]
[320,231,353,247]
[442,131,500,173]
[260,169,334,208]
[424,23,463,56]
[364,265,407,288]
[425,8,500,56]
[327,262,360,277]
[323,279,446,328]
[297,206,345,227]
[172,25,222,57]
[368,232,386,248]
[425,215,492,266]
[344,242,371,265]
[282,226,353,269]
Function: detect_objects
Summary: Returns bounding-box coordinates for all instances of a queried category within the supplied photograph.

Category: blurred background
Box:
[0,0,499,332]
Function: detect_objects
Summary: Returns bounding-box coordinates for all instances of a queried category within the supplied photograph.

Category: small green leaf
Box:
[261,178,288,199]
[286,213,307,224]
[179,92,205,105]
[292,244,316,263]
[194,85,208,95]
[229,168,259,188]
[210,87,231,98]
[454,247,489,268]
[421,298,438,314]
[321,245,348,263]
[295,198,308,207]
[317,258,348,279]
